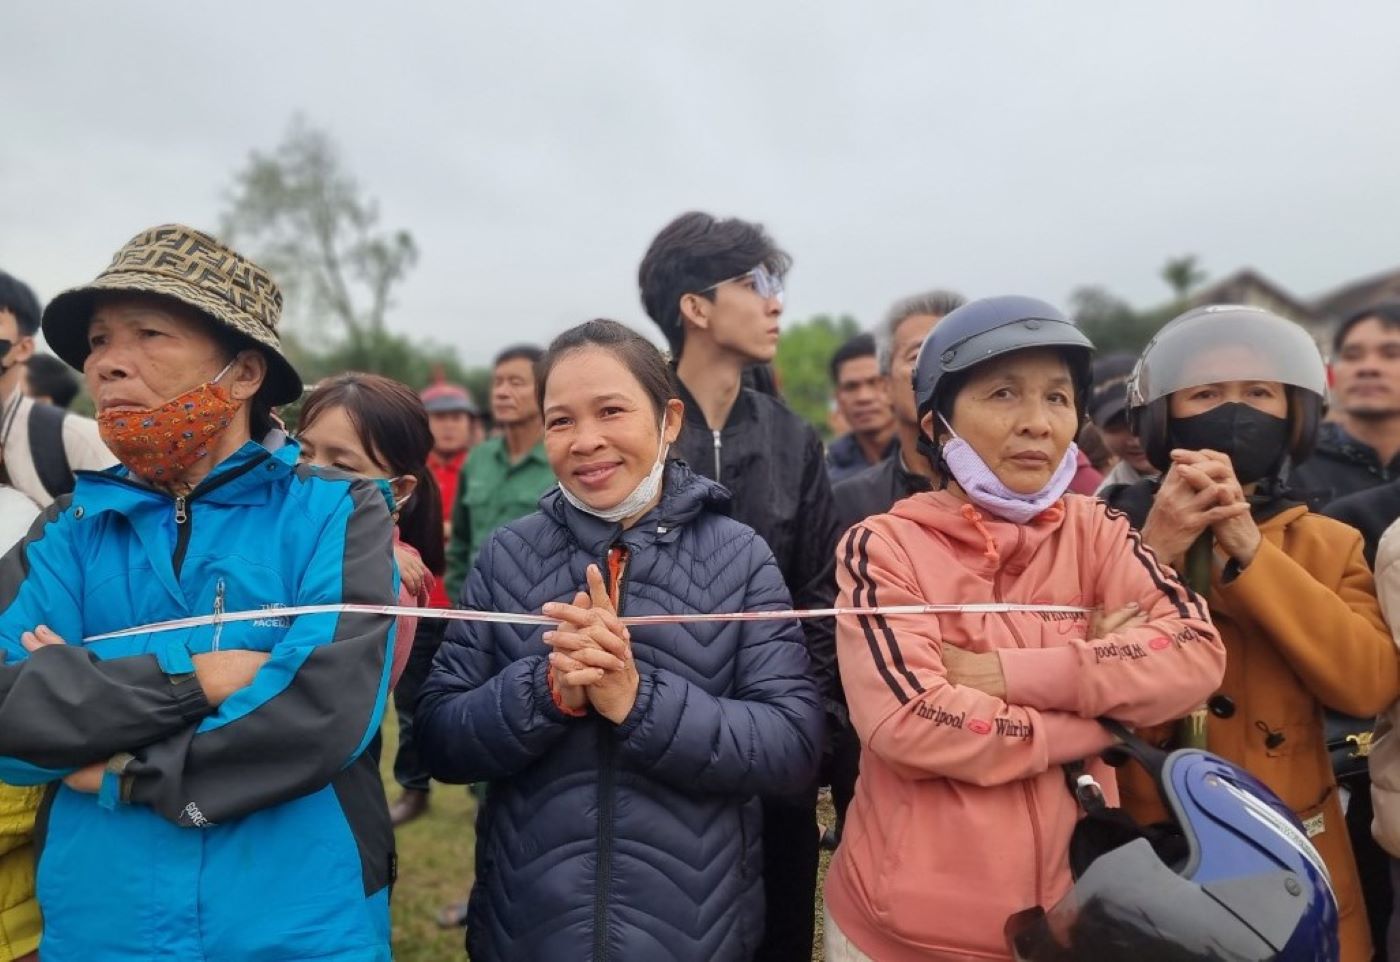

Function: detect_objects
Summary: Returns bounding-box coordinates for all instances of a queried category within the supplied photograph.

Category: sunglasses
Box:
[700,264,785,304]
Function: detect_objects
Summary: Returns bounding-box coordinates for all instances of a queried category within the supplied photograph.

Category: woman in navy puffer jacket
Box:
[417,319,824,962]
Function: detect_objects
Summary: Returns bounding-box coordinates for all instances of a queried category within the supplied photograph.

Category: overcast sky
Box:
[4,2,1399,362]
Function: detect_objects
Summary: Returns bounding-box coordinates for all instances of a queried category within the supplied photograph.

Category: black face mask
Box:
[1168,402,1290,484]
[0,339,10,370]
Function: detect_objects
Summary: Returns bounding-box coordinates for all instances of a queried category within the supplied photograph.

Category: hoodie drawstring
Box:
[960,503,1001,565]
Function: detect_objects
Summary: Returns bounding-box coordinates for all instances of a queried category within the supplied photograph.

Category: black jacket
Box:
[832,446,932,531]
[1325,480,1400,567]
[674,380,840,723]
[1290,422,1400,509]
[826,432,898,484]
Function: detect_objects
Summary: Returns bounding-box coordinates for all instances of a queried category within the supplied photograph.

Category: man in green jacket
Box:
[444,344,554,603]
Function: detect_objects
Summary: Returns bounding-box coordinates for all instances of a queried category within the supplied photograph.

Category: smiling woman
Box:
[414,317,823,962]
[537,320,683,526]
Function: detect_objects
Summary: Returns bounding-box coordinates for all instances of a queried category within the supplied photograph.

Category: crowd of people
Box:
[0,214,1399,961]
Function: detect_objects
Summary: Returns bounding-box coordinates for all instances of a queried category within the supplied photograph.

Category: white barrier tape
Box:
[82,602,1093,643]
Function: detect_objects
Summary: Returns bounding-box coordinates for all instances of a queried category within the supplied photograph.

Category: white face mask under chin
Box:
[558,415,669,523]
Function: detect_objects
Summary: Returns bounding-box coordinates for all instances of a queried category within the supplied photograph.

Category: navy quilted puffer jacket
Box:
[416,461,823,962]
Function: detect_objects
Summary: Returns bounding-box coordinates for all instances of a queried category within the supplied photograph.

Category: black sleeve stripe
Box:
[855,529,925,697]
[841,527,915,705]
[1102,501,1210,621]
[1122,525,1206,622]
[1121,525,1186,618]
[842,527,910,704]
[1129,522,1209,621]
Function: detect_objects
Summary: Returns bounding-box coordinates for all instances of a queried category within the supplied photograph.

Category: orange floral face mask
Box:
[97,361,243,486]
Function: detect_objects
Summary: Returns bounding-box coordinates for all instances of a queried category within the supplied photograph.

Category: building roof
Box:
[1312,265,1400,324]
[1185,268,1321,328]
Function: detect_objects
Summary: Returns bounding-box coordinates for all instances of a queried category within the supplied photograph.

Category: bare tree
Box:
[221,116,418,346]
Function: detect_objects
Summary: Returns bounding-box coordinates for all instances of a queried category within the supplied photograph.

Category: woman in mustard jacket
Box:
[1107,305,1400,962]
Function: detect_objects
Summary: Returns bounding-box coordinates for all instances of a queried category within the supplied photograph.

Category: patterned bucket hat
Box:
[41,224,303,406]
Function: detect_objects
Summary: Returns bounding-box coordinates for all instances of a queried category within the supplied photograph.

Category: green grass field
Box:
[378,712,832,961]
[379,711,477,962]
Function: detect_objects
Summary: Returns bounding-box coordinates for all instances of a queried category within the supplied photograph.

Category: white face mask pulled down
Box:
[558,414,670,523]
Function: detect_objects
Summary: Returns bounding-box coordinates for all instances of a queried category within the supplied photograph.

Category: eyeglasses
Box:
[700,264,785,305]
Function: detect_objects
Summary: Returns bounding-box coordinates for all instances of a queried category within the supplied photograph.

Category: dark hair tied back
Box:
[297,373,445,575]
[536,319,679,419]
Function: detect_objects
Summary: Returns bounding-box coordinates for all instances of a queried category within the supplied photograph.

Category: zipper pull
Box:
[174,496,188,525]
[211,578,226,652]
[712,428,723,478]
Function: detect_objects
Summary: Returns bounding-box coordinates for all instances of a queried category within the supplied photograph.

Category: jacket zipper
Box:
[210,578,227,651]
[711,429,722,479]
[992,526,1044,906]
[173,495,191,576]
[168,452,271,578]
[593,543,631,962]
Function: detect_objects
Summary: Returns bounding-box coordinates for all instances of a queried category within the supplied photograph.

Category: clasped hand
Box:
[541,565,640,724]
[1141,449,1260,568]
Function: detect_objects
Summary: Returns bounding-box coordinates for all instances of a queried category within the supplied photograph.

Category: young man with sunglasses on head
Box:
[639,211,839,962]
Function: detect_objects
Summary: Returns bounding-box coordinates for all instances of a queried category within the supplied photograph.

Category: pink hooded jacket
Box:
[824,491,1226,962]
[389,538,431,689]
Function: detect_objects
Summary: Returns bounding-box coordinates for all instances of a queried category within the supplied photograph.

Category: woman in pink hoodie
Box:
[823,297,1226,962]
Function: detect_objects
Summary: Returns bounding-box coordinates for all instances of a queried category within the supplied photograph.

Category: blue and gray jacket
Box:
[416,460,824,962]
[0,441,398,962]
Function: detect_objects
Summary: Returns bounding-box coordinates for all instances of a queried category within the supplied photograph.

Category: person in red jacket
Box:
[421,381,480,553]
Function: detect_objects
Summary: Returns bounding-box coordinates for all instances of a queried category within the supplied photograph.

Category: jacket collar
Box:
[1314,421,1400,472]
[541,459,730,556]
[676,376,755,433]
[828,432,900,471]
[888,488,1069,571]
[484,435,548,470]
[891,442,934,497]
[428,447,468,475]
[75,440,288,516]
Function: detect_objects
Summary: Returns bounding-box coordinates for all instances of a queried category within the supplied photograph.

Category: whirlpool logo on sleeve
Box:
[913,702,1031,738]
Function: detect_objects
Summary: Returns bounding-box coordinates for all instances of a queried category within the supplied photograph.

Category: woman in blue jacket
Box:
[0,226,398,962]
[416,318,824,962]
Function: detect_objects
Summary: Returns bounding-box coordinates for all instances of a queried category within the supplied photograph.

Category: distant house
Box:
[1313,266,1400,327]
[1185,268,1324,336]
[1138,263,1400,353]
